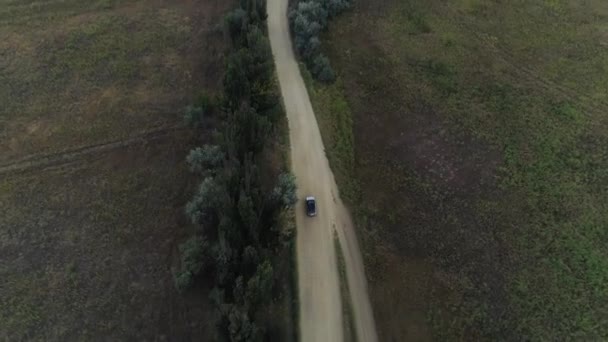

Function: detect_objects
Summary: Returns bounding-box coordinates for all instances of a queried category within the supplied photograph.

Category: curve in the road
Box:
[266,1,378,341]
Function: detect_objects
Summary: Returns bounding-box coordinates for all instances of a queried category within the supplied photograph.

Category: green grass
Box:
[307,0,608,340]
[334,233,358,342]
[300,64,358,203]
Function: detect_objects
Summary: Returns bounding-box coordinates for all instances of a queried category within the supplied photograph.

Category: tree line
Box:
[175,1,297,340]
[289,0,352,83]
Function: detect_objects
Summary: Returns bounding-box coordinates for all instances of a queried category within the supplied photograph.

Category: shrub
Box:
[173,236,209,291]
[187,145,225,173]
[290,10,322,59]
[238,189,259,243]
[225,8,247,44]
[174,270,194,293]
[224,51,251,109]
[184,105,204,127]
[228,306,260,342]
[272,172,298,208]
[241,0,267,28]
[179,236,209,275]
[224,102,271,159]
[242,246,259,270]
[232,276,246,305]
[255,0,267,21]
[311,54,335,83]
[296,1,328,29]
[325,0,350,18]
[245,259,274,308]
[196,93,217,115]
[212,233,237,286]
[245,26,274,85]
[186,177,226,225]
[289,0,349,82]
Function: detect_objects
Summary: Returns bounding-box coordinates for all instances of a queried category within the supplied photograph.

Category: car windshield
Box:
[307,200,315,212]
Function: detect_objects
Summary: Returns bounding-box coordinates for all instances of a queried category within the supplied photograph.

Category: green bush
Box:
[272,172,298,208]
[174,270,194,293]
[179,236,209,275]
[311,54,335,83]
[245,260,274,308]
[289,0,350,82]
[187,145,225,173]
[326,0,350,18]
[184,105,204,127]
[228,306,260,342]
[224,51,251,109]
[225,8,247,44]
[185,177,227,225]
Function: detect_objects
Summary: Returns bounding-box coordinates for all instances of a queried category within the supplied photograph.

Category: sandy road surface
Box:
[267,1,378,341]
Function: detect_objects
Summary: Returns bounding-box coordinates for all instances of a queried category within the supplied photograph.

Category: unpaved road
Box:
[267,1,378,341]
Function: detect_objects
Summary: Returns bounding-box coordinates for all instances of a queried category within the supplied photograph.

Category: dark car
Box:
[305,196,317,217]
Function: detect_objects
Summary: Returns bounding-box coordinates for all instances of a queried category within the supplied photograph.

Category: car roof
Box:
[306,196,315,201]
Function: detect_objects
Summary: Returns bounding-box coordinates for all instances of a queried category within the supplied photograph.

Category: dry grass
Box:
[309,0,608,340]
[0,0,233,339]
[0,0,228,162]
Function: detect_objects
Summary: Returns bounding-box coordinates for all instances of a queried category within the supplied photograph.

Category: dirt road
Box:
[266,1,378,341]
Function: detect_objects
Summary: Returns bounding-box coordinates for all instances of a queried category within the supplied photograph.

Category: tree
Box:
[224,103,271,161]
[289,0,348,82]
[186,176,227,225]
[254,0,267,22]
[184,105,204,127]
[290,10,322,60]
[238,188,259,244]
[243,26,280,119]
[296,1,328,29]
[187,145,225,173]
[228,306,260,342]
[272,172,298,208]
[212,236,236,287]
[242,246,259,271]
[224,51,251,109]
[232,276,246,305]
[325,0,351,18]
[245,259,274,308]
[244,26,273,83]
[174,236,209,292]
[311,54,335,83]
[225,8,248,44]
[180,236,209,275]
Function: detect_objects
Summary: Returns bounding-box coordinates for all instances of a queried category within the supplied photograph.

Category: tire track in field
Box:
[0,125,187,175]
[448,7,608,116]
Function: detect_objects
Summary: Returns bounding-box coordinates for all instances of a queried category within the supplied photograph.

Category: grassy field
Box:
[0,0,233,339]
[0,0,229,162]
[309,0,608,340]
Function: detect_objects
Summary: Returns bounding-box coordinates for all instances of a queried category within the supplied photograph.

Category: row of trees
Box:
[288,0,351,82]
[175,1,297,340]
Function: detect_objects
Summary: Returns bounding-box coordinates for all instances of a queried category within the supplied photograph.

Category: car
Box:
[305,196,317,217]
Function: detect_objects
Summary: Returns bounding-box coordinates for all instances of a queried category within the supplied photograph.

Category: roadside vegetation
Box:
[305,0,608,340]
[288,0,351,82]
[174,0,297,340]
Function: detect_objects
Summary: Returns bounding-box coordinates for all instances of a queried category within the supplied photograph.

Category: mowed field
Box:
[0,0,231,339]
[308,0,608,340]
